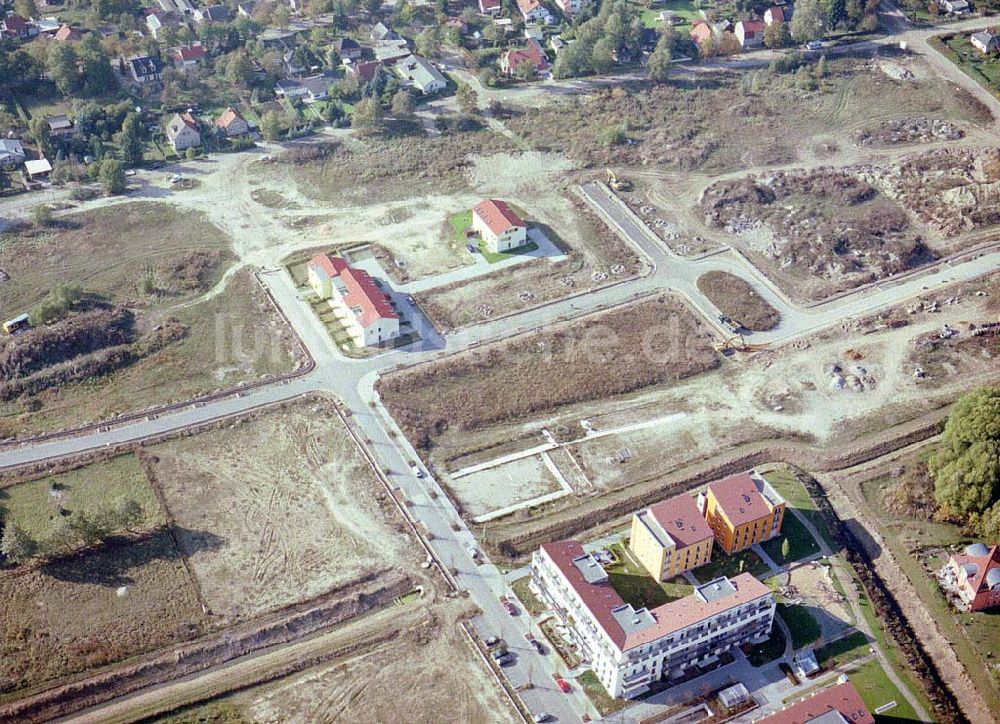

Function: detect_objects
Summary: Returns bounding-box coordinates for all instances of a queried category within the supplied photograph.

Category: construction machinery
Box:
[606,168,632,192]
[714,335,770,355]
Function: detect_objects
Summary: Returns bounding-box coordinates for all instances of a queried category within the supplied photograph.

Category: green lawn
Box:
[633,0,700,29]
[605,542,694,610]
[577,670,629,716]
[932,33,1000,100]
[692,546,769,582]
[760,466,838,551]
[510,575,547,616]
[761,513,821,566]
[743,624,786,666]
[448,209,473,240]
[848,659,922,722]
[0,454,163,542]
[777,604,821,650]
[815,631,870,668]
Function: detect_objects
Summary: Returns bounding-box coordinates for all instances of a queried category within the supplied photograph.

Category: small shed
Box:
[718,682,750,709]
[24,158,53,179]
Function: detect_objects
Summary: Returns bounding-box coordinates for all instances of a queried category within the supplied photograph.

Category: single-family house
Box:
[395,55,447,94]
[697,471,785,554]
[333,37,363,60]
[215,107,250,136]
[971,30,999,54]
[166,112,201,152]
[374,42,411,63]
[346,59,382,84]
[371,22,401,44]
[46,114,74,137]
[499,38,549,77]
[145,9,178,40]
[479,0,502,14]
[54,23,83,42]
[734,20,765,49]
[524,24,544,41]
[237,0,258,17]
[24,158,53,180]
[549,34,567,53]
[942,543,1000,611]
[516,0,553,23]
[690,21,713,44]
[554,0,584,14]
[275,74,333,103]
[33,17,61,34]
[472,199,528,253]
[194,4,232,23]
[941,0,971,13]
[0,139,26,169]
[127,54,164,84]
[0,14,32,40]
[159,0,196,14]
[763,6,784,24]
[307,254,400,347]
[172,42,207,69]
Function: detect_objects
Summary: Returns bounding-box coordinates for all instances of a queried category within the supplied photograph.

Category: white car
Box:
[533,714,551,723]
[805,40,823,51]
[411,464,425,478]
[467,546,479,560]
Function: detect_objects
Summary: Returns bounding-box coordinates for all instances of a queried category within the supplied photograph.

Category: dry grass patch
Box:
[146,400,418,620]
[378,297,719,450]
[696,271,780,331]
[0,530,207,701]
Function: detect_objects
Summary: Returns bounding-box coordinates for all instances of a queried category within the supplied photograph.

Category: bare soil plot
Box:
[696,271,780,331]
[700,169,934,300]
[0,530,207,701]
[238,618,510,724]
[505,56,991,174]
[855,117,963,147]
[415,196,643,329]
[0,202,234,314]
[147,400,418,619]
[270,130,517,206]
[911,325,999,389]
[448,454,563,519]
[378,297,719,452]
[0,270,301,438]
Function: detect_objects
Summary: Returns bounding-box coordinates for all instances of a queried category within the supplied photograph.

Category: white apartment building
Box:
[532,540,775,699]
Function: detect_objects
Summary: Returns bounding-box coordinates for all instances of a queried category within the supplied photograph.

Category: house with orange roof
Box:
[735,19,765,49]
[516,0,553,23]
[54,24,83,42]
[307,254,400,347]
[499,38,550,78]
[171,42,206,69]
[698,470,785,553]
[532,539,775,698]
[215,107,250,137]
[754,680,874,724]
[630,492,714,580]
[941,543,1000,611]
[471,199,529,253]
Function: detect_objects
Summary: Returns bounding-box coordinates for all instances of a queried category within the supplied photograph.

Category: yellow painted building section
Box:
[629,512,714,581]
[704,487,785,554]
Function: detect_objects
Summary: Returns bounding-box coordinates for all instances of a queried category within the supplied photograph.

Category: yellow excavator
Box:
[714,335,770,354]
[606,168,632,192]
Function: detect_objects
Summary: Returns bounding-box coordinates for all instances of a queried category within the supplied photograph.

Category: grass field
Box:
[692,546,768,582]
[761,513,821,566]
[147,400,418,619]
[847,658,922,722]
[815,631,870,668]
[577,670,630,716]
[0,530,207,700]
[932,33,1000,100]
[777,604,821,650]
[0,202,234,314]
[760,466,838,551]
[696,271,780,331]
[511,575,547,616]
[0,270,299,438]
[379,298,718,451]
[605,542,693,610]
[0,454,162,543]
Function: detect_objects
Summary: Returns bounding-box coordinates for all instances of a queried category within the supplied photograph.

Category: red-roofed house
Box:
[764,6,784,25]
[347,59,381,84]
[478,0,502,15]
[755,681,874,724]
[690,20,713,44]
[307,254,400,347]
[215,106,250,136]
[55,24,83,42]
[172,42,207,69]
[735,20,765,49]
[0,14,31,40]
[630,493,715,580]
[942,543,1000,611]
[499,38,550,78]
[532,539,775,698]
[698,470,785,553]
[471,199,528,253]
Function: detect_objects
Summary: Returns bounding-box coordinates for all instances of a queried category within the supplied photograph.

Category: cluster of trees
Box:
[931,387,1000,540]
[0,497,145,566]
[552,0,645,78]
[47,35,118,97]
[789,0,880,41]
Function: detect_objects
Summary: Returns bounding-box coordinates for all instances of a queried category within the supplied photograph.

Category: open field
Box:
[147,399,418,619]
[378,297,718,453]
[0,202,234,314]
[506,55,992,174]
[0,454,162,542]
[696,271,780,331]
[449,455,563,519]
[847,658,922,722]
[0,530,207,700]
[0,269,301,438]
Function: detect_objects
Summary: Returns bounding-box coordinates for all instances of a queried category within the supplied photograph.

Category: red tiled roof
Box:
[517,0,541,12]
[180,111,200,131]
[766,6,784,21]
[690,21,712,42]
[55,24,81,41]
[473,199,526,236]
[2,14,27,30]
[708,472,776,528]
[755,681,874,724]
[479,0,501,10]
[541,540,771,651]
[350,60,381,83]
[740,20,765,33]
[950,545,1000,597]
[174,43,206,61]
[215,106,245,129]
[307,254,397,329]
[647,493,714,549]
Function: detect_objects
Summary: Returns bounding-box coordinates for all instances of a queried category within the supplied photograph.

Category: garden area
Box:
[691,546,769,583]
[931,33,1000,100]
[761,513,821,566]
[605,542,694,610]
[742,624,786,666]
[777,604,822,650]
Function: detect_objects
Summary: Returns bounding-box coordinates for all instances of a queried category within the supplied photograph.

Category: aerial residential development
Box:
[1,0,1000,720]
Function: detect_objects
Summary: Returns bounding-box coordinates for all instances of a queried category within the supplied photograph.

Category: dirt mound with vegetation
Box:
[696,271,780,331]
[378,297,719,450]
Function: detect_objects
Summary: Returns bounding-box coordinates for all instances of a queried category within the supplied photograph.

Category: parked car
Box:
[467,545,479,560]
[554,676,572,693]
[531,639,546,655]
[467,243,478,253]
[484,635,502,648]
[490,646,509,660]
[500,596,518,616]
[533,713,551,723]
[410,464,425,478]
[805,40,823,51]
